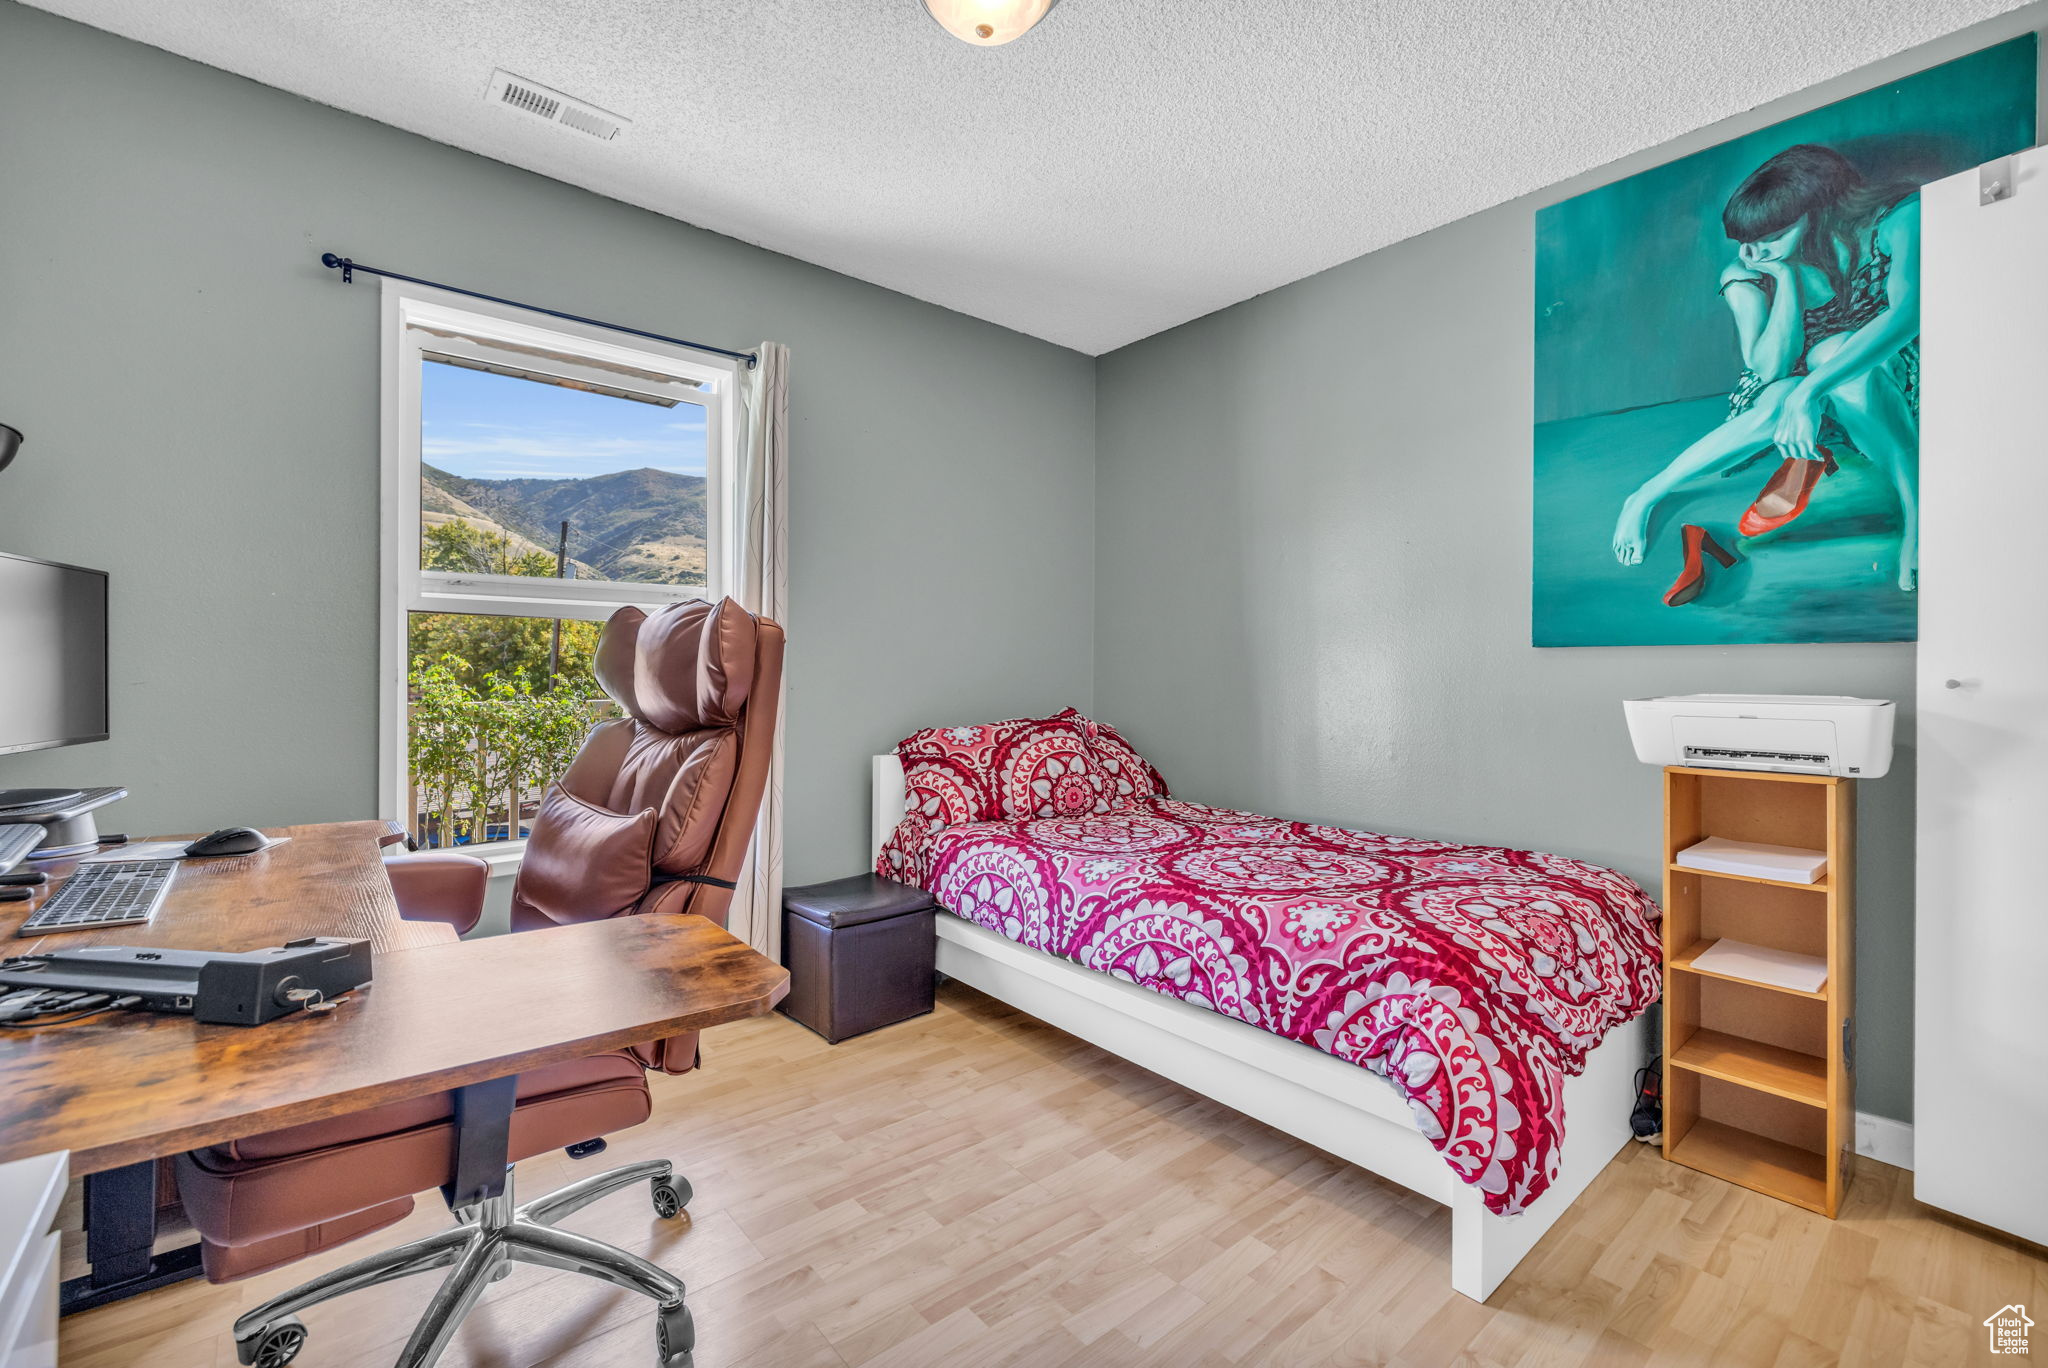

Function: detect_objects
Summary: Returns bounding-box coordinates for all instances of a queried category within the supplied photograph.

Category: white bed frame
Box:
[872,755,1647,1302]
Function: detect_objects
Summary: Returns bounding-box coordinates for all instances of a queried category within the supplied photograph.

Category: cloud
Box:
[419,364,710,479]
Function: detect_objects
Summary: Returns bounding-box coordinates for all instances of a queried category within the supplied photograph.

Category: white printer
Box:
[1622,694,1894,778]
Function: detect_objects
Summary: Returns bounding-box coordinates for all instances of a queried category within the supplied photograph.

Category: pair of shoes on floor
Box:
[1662,448,1837,607]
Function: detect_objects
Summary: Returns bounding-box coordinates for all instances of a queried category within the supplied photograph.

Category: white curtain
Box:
[725,341,790,956]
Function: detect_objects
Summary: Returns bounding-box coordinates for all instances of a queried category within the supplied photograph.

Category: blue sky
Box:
[421,361,708,481]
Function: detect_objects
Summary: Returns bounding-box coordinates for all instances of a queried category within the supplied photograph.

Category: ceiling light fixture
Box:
[922,0,1060,47]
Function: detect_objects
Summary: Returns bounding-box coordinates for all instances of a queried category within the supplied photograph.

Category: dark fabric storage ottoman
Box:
[781,874,938,1043]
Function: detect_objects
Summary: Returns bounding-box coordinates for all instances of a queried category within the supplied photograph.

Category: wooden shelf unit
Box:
[1660,766,1853,1217]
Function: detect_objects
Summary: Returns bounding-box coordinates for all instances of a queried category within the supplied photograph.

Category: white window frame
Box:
[377,280,740,830]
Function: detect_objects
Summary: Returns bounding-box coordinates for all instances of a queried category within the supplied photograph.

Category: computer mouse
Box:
[185,827,268,857]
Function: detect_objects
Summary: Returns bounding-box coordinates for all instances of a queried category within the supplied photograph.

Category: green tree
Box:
[519,684,599,801]
[408,658,609,847]
[409,518,611,845]
[408,613,601,696]
[468,674,518,845]
[422,519,560,578]
[408,657,477,848]
[414,518,600,695]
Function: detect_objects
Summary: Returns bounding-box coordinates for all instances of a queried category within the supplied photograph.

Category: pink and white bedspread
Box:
[881,799,1662,1215]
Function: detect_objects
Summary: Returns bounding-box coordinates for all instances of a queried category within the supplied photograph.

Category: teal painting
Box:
[1533,37,2036,647]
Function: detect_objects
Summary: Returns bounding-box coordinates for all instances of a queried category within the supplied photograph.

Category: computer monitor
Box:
[0,551,110,755]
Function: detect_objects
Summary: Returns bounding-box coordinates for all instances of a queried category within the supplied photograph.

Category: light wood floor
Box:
[63,981,2045,1367]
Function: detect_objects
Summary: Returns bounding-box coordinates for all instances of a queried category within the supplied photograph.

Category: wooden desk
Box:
[1,820,448,958]
[0,913,787,1173]
[0,821,788,1311]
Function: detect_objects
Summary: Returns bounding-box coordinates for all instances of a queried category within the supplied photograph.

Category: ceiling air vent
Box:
[485,70,629,142]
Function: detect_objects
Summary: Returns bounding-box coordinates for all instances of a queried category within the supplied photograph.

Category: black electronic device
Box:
[1630,1062,1663,1143]
[0,551,121,857]
[0,937,372,1026]
[185,827,268,858]
[0,551,108,758]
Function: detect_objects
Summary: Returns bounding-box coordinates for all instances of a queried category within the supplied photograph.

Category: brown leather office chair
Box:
[176,598,784,1368]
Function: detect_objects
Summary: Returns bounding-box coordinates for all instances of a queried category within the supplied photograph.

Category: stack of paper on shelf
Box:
[1675,836,1827,884]
[1690,939,1829,994]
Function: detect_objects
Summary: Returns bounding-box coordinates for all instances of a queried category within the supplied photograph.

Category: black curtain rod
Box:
[318,253,758,370]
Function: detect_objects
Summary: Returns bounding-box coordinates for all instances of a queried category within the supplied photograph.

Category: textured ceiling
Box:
[21,0,2029,353]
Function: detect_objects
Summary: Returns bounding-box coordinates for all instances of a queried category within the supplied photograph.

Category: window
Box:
[379,285,738,848]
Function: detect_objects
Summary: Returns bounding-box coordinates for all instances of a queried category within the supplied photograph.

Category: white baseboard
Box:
[1855,1111,1914,1170]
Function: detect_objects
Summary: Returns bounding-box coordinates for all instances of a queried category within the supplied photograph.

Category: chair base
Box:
[230,1160,696,1368]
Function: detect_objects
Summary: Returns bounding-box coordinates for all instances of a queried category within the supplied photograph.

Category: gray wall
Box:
[1093,6,2048,1126]
[8,0,2037,1125]
[0,1,1096,884]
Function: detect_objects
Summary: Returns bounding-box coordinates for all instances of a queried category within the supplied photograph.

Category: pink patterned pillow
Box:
[896,748,988,831]
[881,714,1092,887]
[1072,714,1169,809]
[895,710,1103,826]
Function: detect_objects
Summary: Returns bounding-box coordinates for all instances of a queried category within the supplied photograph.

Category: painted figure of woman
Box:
[1611,144,1921,598]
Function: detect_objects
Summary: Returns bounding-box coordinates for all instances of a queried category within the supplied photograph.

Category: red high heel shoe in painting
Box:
[1738,447,1839,538]
[1664,525,1737,606]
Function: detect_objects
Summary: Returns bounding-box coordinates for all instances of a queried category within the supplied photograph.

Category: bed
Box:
[870,751,1659,1303]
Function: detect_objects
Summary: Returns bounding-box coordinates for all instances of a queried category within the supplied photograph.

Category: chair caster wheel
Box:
[651,1175,691,1219]
[236,1317,308,1367]
[657,1302,695,1366]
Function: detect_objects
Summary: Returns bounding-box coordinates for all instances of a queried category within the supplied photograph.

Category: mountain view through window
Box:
[419,358,709,586]
[406,357,709,848]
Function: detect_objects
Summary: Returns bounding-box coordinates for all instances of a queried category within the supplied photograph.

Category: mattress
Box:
[881,798,1662,1214]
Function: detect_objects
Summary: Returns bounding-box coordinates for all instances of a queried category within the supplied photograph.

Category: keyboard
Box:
[16,860,178,936]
